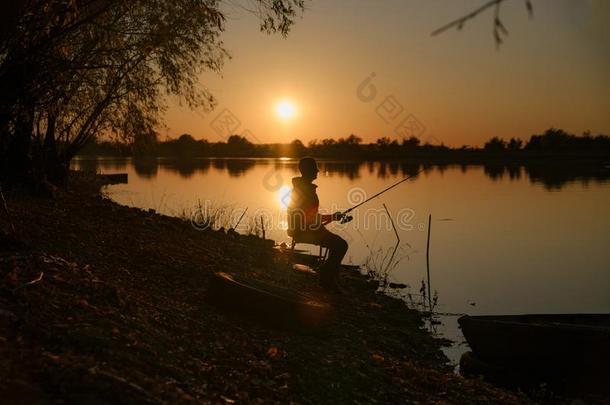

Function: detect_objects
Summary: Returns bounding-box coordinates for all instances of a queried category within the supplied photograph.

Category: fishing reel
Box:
[340,214,353,224]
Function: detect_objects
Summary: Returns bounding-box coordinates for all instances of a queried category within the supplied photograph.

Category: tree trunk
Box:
[42,111,67,185]
[4,106,34,185]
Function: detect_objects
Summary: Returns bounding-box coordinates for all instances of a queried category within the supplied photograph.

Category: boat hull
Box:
[207,272,334,329]
[458,314,610,372]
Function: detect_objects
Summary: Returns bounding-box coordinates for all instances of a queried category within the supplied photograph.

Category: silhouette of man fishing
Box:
[287,157,349,291]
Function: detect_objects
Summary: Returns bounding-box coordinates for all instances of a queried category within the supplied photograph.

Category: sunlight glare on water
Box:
[278,185,291,210]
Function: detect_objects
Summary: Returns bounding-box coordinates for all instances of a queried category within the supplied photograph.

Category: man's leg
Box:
[318,230,348,274]
[296,228,348,288]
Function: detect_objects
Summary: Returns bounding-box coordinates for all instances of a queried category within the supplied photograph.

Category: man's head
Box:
[298,157,318,180]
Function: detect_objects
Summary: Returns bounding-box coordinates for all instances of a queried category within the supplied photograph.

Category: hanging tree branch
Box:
[0,185,16,235]
[431,0,533,47]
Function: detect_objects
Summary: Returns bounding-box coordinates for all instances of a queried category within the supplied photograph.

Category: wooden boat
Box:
[207,272,333,329]
[458,314,610,371]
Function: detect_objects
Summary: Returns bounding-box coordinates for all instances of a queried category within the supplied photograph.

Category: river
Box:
[72,156,610,367]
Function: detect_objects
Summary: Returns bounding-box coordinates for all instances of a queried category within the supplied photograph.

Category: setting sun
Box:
[276,100,296,121]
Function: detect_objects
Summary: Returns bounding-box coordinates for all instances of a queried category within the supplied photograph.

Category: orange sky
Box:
[162,0,610,147]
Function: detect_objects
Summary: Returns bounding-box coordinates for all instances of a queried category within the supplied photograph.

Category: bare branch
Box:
[431,0,505,36]
[432,0,533,46]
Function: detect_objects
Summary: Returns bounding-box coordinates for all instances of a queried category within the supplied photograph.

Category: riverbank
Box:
[0,172,526,403]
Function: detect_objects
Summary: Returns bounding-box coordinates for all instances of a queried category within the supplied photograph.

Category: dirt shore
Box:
[0,172,526,404]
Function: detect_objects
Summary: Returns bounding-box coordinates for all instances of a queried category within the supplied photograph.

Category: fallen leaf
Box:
[267,346,279,359]
[221,395,236,403]
[371,353,384,362]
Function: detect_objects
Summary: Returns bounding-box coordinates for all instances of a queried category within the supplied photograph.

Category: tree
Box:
[484,136,506,151]
[132,129,159,156]
[225,134,254,156]
[289,139,306,156]
[227,135,252,148]
[525,128,570,151]
[0,0,305,185]
[507,137,522,151]
[321,138,337,147]
[342,134,362,146]
[402,136,420,149]
[376,137,397,148]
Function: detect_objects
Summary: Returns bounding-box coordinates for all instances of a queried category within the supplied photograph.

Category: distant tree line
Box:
[80,128,610,160]
[484,128,610,153]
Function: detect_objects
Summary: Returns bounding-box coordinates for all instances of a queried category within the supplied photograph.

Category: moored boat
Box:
[207,272,333,329]
[458,314,610,371]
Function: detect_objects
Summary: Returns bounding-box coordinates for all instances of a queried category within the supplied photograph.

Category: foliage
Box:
[484,136,507,151]
[507,137,522,150]
[184,199,237,231]
[0,0,305,184]
[525,128,610,151]
[362,245,406,289]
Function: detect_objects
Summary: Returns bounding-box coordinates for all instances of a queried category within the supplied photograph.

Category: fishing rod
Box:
[339,168,425,223]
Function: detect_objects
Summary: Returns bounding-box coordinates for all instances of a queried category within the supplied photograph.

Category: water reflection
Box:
[318,161,362,180]
[524,163,610,190]
[73,157,610,190]
[134,157,158,178]
[75,157,129,173]
[162,158,211,178]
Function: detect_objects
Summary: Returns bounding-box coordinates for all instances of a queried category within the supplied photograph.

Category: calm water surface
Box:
[73,157,610,365]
